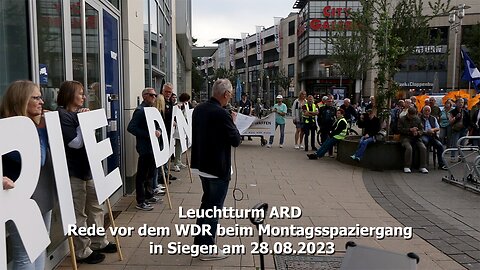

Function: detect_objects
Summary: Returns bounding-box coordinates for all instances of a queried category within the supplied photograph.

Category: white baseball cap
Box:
[276,95,283,99]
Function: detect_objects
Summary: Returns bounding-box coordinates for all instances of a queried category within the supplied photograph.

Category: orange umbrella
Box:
[442,90,470,104]
[414,95,429,111]
[468,94,480,110]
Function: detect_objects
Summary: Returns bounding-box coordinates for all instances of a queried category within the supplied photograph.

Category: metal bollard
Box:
[249,202,269,270]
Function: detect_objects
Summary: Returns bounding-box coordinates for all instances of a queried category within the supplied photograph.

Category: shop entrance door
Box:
[46,1,121,269]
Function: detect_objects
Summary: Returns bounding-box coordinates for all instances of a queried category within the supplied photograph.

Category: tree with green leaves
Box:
[191,57,204,101]
[272,68,291,95]
[330,0,451,132]
[212,67,237,88]
[463,22,480,65]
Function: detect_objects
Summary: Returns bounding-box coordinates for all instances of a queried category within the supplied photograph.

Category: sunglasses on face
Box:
[146,93,157,98]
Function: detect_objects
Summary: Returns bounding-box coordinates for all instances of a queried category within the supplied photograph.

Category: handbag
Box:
[375,129,387,142]
[452,121,464,132]
[452,110,465,132]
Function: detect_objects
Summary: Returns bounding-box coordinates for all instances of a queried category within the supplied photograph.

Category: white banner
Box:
[274,17,281,53]
[229,39,235,68]
[256,26,263,61]
[236,113,275,136]
[241,33,248,64]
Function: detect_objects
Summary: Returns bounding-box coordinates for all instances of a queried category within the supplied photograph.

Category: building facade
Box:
[0,0,191,268]
[195,1,479,106]
[196,13,300,107]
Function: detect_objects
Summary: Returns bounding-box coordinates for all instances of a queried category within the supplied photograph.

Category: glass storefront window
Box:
[106,0,119,9]
[71,0,84,85]
[150,0,159,69]
[0,0,31,95]
[85,3,101,111]
[37,0,66,111]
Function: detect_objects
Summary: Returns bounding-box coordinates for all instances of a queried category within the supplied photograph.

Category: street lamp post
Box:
[449,4,470,91]
[266,75,269,106]
[257,77,261,101]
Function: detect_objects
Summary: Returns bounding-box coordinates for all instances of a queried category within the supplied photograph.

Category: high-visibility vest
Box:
[303,103,317,124]
[333,117,348,140]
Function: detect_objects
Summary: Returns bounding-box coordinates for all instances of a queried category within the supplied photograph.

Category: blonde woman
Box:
[292,90,307,149]
[0,80,55,269]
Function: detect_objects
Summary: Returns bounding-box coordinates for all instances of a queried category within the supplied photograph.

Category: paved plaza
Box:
[58,119,480,269]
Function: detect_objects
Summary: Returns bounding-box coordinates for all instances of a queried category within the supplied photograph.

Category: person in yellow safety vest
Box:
[302,95,319,151]
[307,108,348,159]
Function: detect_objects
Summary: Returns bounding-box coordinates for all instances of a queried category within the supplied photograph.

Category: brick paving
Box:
[56,119,478,269]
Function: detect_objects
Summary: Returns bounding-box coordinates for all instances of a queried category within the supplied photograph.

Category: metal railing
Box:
[442,136,480,193]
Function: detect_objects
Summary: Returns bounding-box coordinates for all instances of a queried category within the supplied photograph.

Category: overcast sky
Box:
[192,0,297,46]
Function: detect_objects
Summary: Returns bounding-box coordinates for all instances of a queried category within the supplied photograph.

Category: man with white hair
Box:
[429,97,441,119]
[421,105,447,170]
[340,98,357,122]
[190,79,241,260]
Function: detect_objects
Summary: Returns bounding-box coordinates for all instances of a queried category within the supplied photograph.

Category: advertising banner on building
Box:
[274,17,281,53]
[255,26,263,61]
[241,32,248,64]
[229,39,235,68]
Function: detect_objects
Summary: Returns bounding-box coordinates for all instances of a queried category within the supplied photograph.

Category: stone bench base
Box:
[337,135,426,170]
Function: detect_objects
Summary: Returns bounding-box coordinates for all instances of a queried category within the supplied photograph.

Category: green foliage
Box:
[272,69,291,93]
[329,0,451,132]
[191,58,204,100]
[213,67,237,87]
[463,22,480,64]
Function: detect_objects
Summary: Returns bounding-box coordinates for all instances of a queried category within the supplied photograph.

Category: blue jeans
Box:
[354,136,375,159]
[269,123,285,145]
[421,135,446,166]
[194,176,230,246]
[316,137,339,157]
[450,128,468,157]
[7,210,52,270]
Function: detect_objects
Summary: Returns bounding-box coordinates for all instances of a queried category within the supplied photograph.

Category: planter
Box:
[337,135,406,170]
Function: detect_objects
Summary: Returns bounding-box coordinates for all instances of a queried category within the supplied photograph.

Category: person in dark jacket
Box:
[317,98,337,154]
[340,98,357,122]
[307,109,348,159]
[398,107,428,174]
[190,79,241,260]
[127,87,163,211]
[449,98,470,159]
[420,105,447,170]
[350,109,381,161]
[57,80,117,264]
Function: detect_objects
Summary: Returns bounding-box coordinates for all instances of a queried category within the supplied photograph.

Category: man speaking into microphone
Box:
[190,78,241,261]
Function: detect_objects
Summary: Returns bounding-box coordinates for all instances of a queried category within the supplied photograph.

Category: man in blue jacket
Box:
[127,88,163,211]
[190,79,241,260]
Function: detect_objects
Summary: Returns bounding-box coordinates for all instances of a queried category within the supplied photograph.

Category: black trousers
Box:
[319,125,333,155]
[135,153,155,204]
[303,122,317,150]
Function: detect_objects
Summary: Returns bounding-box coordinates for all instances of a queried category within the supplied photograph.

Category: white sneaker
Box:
[157,184,166,190]
[294,145,300,149]
[419,167,429,174]
[403,168,411,173]
[179,163,188,169]
[300,145,305,149]
[279,144,283,148]
[266,144,272,148]
[198,248,229,261]
[173,165,180,172]
[154,188,165,195]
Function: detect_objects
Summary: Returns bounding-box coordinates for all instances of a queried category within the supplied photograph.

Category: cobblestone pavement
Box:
[57,119,479,270]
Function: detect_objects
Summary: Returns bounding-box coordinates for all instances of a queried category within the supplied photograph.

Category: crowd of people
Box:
[287,92,480,174]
